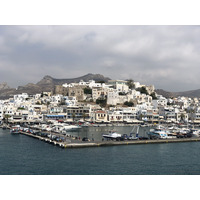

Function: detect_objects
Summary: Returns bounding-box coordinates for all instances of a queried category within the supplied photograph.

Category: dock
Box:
[18,130,200,148]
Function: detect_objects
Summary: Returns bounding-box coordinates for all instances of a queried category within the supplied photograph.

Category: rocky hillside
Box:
[155,89,175,98]
[0,73,111,99]
[2,73,200,99]
[156,89,200,98]
[0,82,10,90]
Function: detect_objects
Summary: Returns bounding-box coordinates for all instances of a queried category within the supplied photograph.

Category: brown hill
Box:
[0,74,111,99]
[156,89,200,98]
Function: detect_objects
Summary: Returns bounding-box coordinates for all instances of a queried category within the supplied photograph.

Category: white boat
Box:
[190,129,200,137]
[128,126,139,140]
[63,124,81,131]
[102,130,122,140]
[147,125,169,139]
[10,125,20,134]
[51,123,81,133]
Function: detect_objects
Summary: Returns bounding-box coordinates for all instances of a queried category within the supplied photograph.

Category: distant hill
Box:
[0,82,10,90]
[0,73,111,99]
[36,73,110,91]
[1,74,200,99]
[155,89,174,98]
[155,89,200,98]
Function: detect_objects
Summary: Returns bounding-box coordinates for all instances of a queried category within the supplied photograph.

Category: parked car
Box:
[82,137,90,142]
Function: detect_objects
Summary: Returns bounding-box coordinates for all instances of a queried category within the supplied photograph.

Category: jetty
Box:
[18,130,200,148]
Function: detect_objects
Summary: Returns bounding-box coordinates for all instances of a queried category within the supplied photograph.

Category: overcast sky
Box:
[0,25,200,92]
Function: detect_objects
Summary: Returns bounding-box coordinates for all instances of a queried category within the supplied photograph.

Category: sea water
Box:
[0,127,200,175]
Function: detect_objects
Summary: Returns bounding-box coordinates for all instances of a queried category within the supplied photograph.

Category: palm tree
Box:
[3,114,11,125]
[82,112,87,122]
[180,113,185,122]
[72,113,76,122]
[46,101,50,114]
[139,114,144,121]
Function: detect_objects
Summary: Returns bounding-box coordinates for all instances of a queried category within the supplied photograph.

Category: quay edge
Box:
[62,137,200,148]
[8,129,200,149]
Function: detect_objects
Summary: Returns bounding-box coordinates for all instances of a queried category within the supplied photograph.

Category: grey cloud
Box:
[0,25,200,91]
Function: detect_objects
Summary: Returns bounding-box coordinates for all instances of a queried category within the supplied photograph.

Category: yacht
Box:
[147,125,169,139]
[190,129,200,138]
[63,124,81,131]
[102,130,122,140]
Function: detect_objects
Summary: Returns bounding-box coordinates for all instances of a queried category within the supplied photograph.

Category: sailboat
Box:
[128,126,139,140]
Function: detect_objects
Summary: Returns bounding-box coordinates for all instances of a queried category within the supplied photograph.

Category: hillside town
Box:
[0,78,200,126]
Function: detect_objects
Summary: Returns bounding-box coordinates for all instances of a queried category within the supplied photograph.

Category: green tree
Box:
[127,79,135,89]
[3,114,11,124]
[84,87,92,95]
[96,98,107,107]
[36,101,41,105]
[82,112,87,121]
[96,81,105,84]
[180,113,185,122]
[59,100,66,105]
[150,92,157,100]
[119,92,126,96]
[17,107,25,110]
[124,101,134,107]
[139,114,144,120]
[137,87,149,95]
[72,113,76,122]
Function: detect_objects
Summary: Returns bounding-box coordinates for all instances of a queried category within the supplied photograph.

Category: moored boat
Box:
[10,125,20,134]
[128,126,139,140]
[147,125,169,139]
[102,130,122,140]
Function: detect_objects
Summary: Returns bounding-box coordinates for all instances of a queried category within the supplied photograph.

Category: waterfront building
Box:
[95,110,108,123]
[108,110,123,122]
[62,105,90,121]
[176,110,188,123]
[49,106,64,114]
[145,109,159,123]
[159,106,177,122]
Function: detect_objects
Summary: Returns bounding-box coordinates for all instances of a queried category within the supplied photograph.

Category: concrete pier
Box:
[63,137,200,148]
[18,130,200,148]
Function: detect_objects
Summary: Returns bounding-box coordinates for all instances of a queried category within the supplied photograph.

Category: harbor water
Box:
[1,126,200,175]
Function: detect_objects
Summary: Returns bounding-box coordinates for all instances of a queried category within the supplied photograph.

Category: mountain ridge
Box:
[1,74,200,99]
[0,73,111,99]
[155,88,200,98]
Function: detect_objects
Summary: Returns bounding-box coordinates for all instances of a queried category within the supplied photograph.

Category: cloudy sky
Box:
[0,25,200,91]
